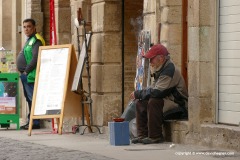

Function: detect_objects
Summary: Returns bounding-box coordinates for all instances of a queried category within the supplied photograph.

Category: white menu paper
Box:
[34,48,69,115]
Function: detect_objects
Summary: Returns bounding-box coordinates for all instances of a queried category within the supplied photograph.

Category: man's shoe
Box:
[20,124,29,130]
[20,124,40,130]
[142,137,164,144]
[32,125,40,129]
[131,137,146,144]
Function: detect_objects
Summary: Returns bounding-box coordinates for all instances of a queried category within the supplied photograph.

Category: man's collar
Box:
[27,33,36,40]
[155,59,170,72]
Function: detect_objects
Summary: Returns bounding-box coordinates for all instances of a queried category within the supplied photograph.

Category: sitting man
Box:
[129,44,188,144]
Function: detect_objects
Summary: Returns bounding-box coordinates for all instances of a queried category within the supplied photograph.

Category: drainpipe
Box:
[121,0,125,113]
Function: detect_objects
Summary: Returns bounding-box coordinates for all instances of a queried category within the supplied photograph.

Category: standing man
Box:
[17,18,45,130]
[130,44,188,144]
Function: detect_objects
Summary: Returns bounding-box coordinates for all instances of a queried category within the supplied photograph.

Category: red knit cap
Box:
[143,44,169,59]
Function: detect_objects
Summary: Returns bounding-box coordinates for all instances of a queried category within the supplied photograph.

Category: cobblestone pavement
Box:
[0,137,116,160]
[0,128,239,160]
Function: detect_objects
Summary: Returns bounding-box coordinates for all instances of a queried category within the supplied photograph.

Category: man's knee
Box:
[148,98,164,107]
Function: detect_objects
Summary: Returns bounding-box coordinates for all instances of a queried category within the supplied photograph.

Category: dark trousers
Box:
[136,98,164,138]
[20,74,40,126]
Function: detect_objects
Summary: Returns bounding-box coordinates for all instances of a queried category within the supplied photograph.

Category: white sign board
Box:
[34,48,69,115]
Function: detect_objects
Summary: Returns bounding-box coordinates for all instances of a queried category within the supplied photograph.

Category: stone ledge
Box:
[200,124,240,151]
[163,121,240,151]
[201,124,240,131]
[163,120,189,142]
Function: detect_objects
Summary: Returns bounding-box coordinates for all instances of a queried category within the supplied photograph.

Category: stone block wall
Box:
[42,0,72,45]
[143,0,183,68]
[159,0,183,68]
[0,0,21,54]
[0,1,12,50]
[42,0,50,44]
[56,2,72,44]
[91,0,122,126]
[188,0,216,136]
[26,0,44,35]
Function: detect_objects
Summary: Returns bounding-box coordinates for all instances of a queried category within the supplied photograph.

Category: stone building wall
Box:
[55,0,72,44]
[187,0,217,141]
[26,0,44,36]
[91,0,123,126]
[41,0,72,45]
[160,0,183,68]
[0,0,12,50]
[0,0,21,57]
[41,0,50,44]
[143,0,183,69]
[12,0,22,54]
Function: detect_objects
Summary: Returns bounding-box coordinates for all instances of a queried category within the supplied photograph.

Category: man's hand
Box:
[130,91,135,100]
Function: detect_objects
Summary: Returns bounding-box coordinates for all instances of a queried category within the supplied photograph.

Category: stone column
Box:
[187,0,216,142]
[91,0,122,126]
[0,0,12,50]
[143,0,157,44]
[55,0,71,44]
[25,0,43,34]
[159,0,183,67]
[12,0,22,56]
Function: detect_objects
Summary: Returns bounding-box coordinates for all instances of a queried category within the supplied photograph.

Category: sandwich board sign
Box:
[28,44,82,136]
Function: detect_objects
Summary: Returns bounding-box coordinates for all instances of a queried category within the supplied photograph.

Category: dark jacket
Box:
[134,59,188,113]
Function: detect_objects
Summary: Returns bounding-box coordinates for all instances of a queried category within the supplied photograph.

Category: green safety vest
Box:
[24,33,45,83]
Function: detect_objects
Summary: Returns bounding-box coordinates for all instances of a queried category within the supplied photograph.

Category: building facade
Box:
[0,0,239,151]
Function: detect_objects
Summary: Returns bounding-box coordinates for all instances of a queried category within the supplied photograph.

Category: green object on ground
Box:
[0,73,20,130]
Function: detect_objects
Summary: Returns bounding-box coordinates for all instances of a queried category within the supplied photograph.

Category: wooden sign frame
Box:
[28,44,82,136]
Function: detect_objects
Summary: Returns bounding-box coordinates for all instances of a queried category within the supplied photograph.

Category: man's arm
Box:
[134,75,173,100]
[24,40,42,74]
[17,49,27,72]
